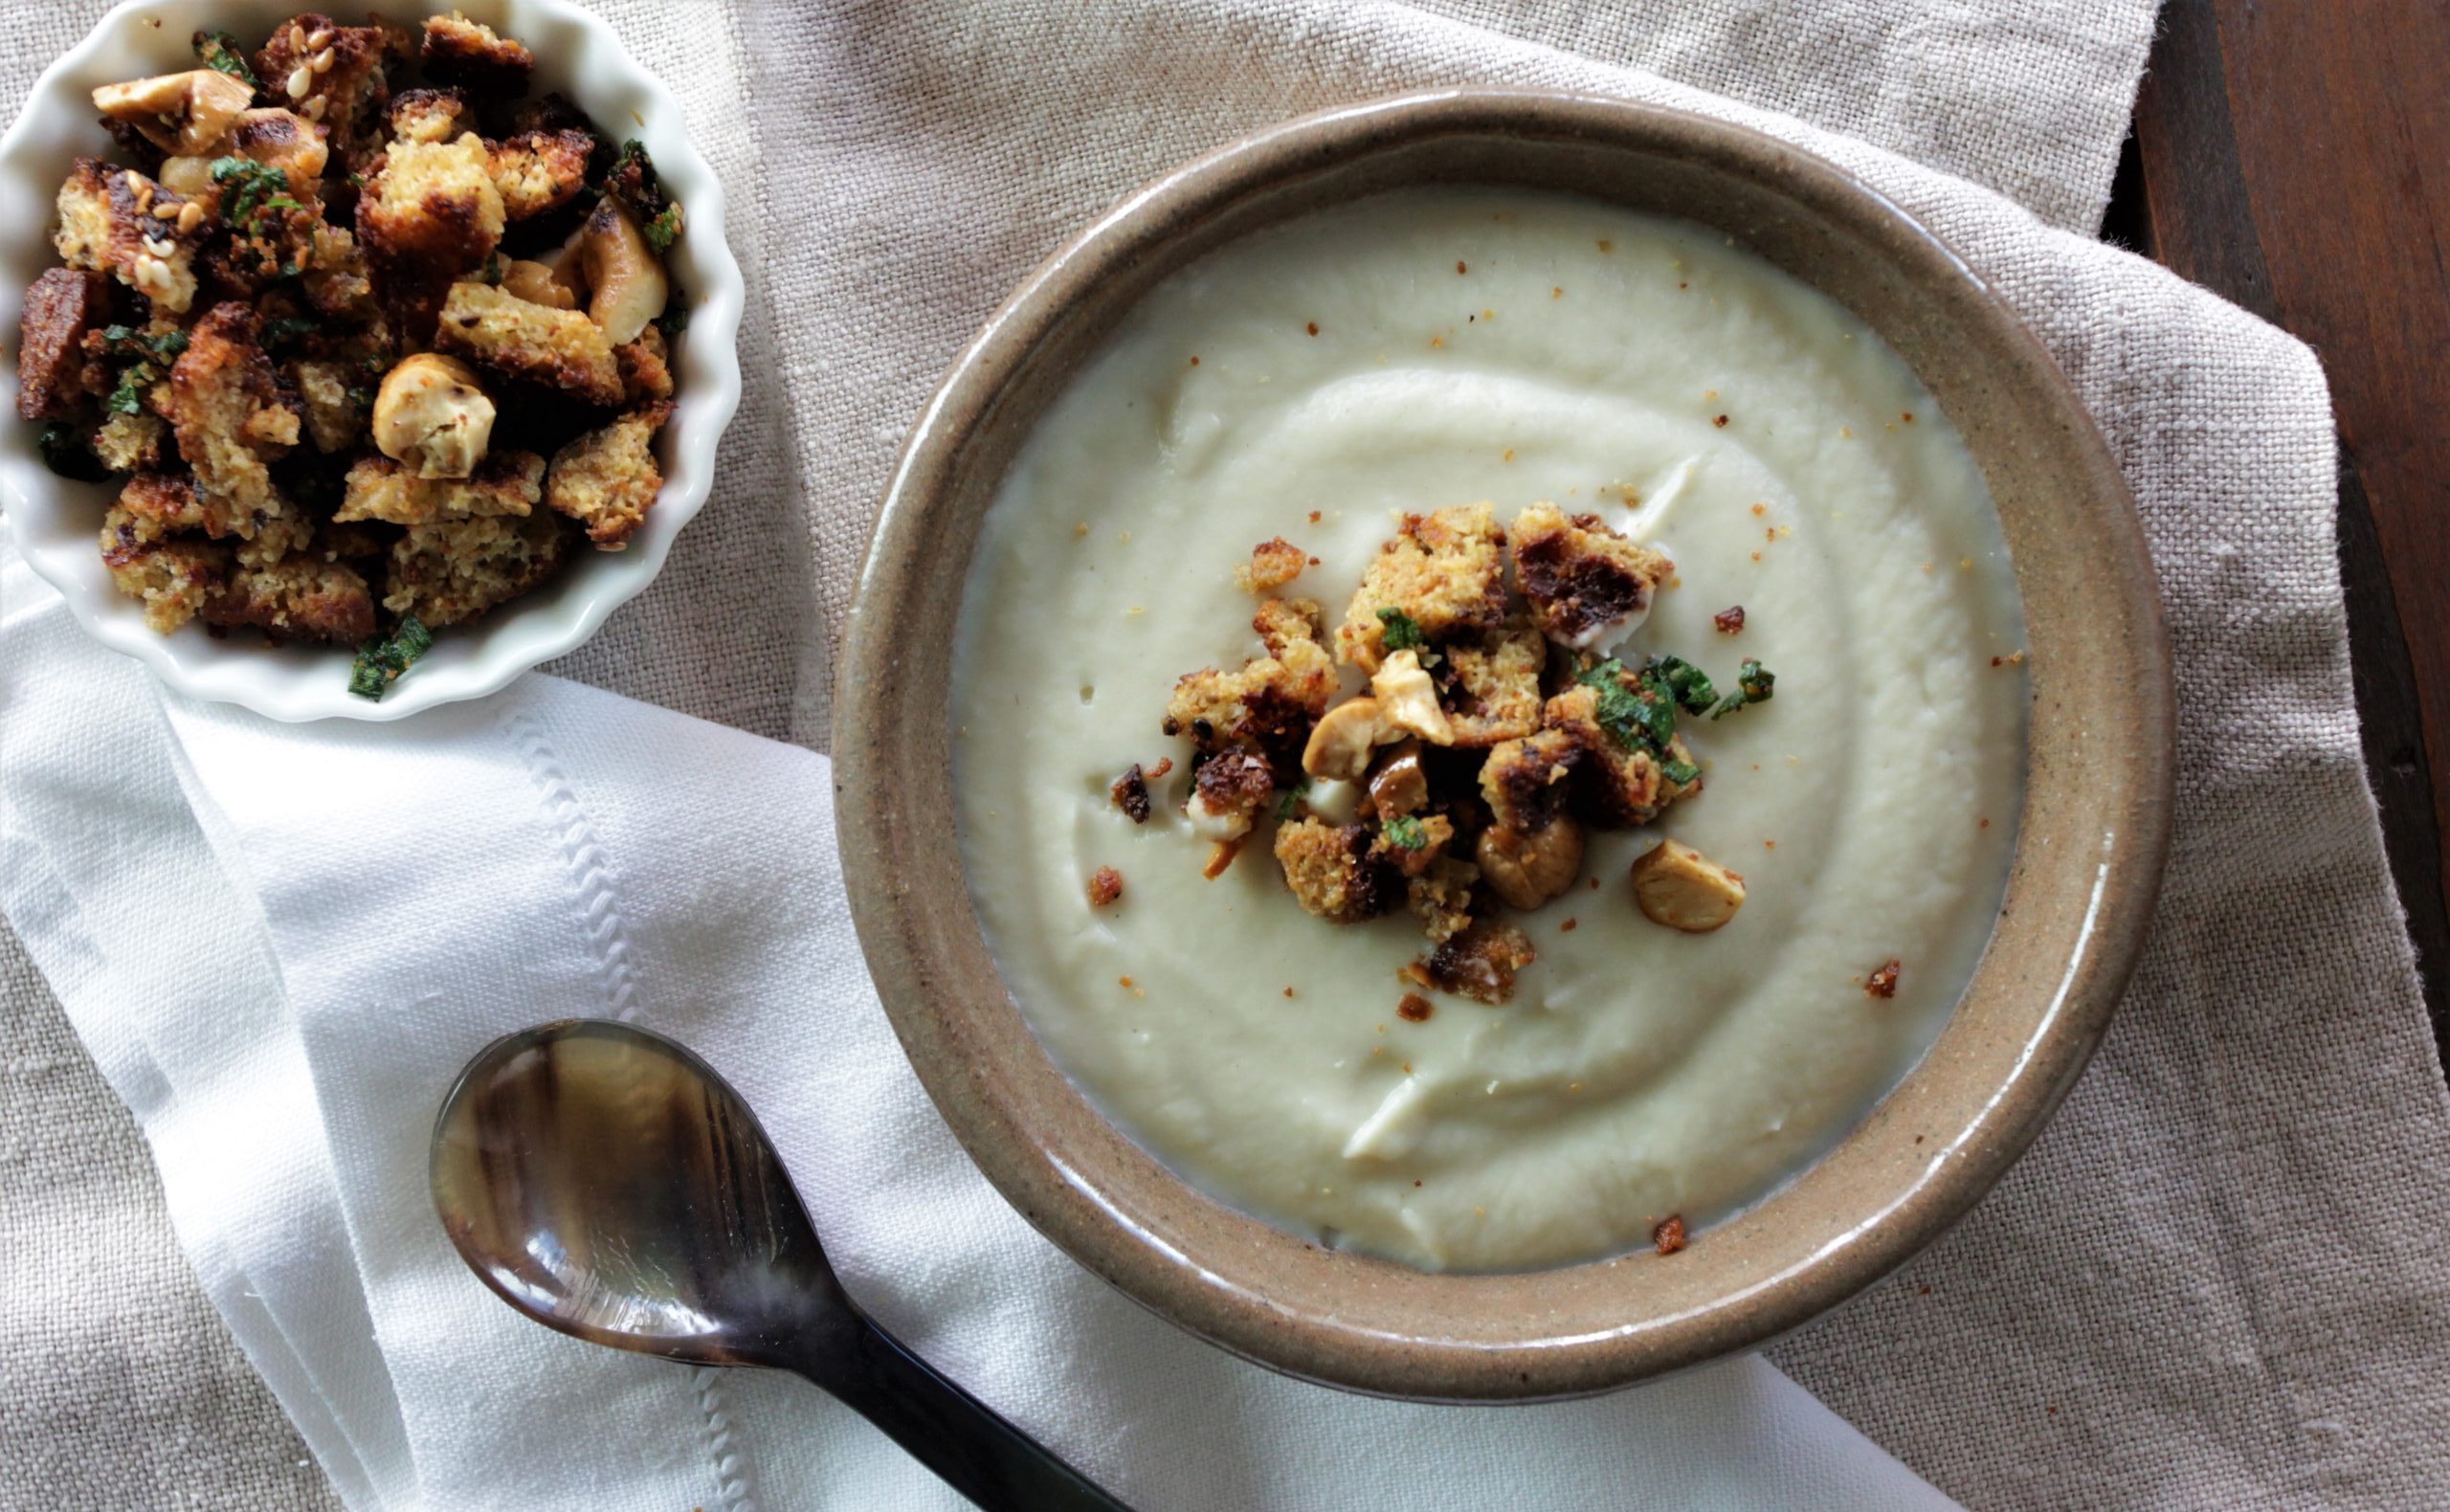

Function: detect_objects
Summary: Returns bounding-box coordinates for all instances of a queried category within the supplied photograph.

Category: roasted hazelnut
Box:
[577,198,667,345]
[1630,839,1747,932]
[1477,818,1584,909]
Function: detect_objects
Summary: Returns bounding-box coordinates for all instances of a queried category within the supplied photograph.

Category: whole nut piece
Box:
[92,70,253,156]
[371,353,496,479]
[1370,649,1456,745]
[1630,839,1747,932]
[1302,697,1385,781]
[1476,818,1585,910]
[1365,740,1428,819]
[578,198,669,345]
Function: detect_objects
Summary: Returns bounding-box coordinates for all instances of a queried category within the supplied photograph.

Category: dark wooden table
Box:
[2106,0,2450,1050]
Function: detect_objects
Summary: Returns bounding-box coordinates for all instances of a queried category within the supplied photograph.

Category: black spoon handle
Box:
[790,1315,1132,1511]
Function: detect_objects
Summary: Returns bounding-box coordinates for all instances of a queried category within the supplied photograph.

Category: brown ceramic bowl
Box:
[837,90,2173,1401]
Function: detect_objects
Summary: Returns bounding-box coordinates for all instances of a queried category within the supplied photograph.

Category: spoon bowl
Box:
[433,1019,1127,1510]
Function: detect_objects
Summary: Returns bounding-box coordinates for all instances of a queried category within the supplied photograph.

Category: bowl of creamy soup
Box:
[838,90,2172,1399]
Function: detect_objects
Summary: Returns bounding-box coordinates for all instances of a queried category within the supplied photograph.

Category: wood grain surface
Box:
[2112,0,2450,1049]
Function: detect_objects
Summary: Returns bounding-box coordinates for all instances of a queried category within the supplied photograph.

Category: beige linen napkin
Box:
[6,1,2447,1507]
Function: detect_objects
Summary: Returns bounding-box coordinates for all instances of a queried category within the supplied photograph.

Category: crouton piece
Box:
[91,69,253,158]
[91,411,167,472]
[421,11,535,97]
[1184,747,1274,845]
[356,135,504,285]
[614,324,672,401]
[1273,818,1395,924]
[202,554,376,643]
[1235,537,1307,594]
[1370,812,1455,879]
[1438,621,1546,746]
[292,359,366,452]
[166,303,299,523]
[112,471,220,541]
[301,224,379,322]
[1164,598,1337,773]
[382,508,568,626]
[432,281,621,406]
[487,129,592,220]
[388,87,472,145]
[99,509,227,632]
[17,267,105,419]
[1422,921,1535,1004]
[1336,502,1509,670]
[254,15,392,157]
[204,165,323,298]
[1541,681,1698,828]
[337,450,544,525]
[544,401,668,547]
[234,513,317,570]
[1629,839,1746,933]
[1509,502,1671,650]
[56,160,208,313]
[1480,726,1585,837]
[1407,856,1480,945]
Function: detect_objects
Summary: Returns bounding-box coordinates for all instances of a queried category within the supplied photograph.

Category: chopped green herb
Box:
[1709,658,1776,719]
[1273,782,1310,822]
[210,156,300,233]
[192,29,257,88]
[347,616,435,700]
[37,423,109,482]
[1646,655,1720,715]
[98,324,189,364]
[105,362,160,415]
[1660,755,1702,787]
[481,251,504,286]
[1577,657,1675,753]
[1382,814,1429,850]
[1376,607,1426,652]
[259,316,319,350]
[642,202,683,255]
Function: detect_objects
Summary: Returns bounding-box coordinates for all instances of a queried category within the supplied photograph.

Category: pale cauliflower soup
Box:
[952,187,2026,1272]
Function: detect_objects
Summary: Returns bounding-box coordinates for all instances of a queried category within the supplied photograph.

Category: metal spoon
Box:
[431,1018,1129,1511]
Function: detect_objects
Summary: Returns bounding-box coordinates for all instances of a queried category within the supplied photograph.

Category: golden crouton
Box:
[356,135,504,284]
[1335,501,1509,670]
[1439,621,1547,746]
[1509,502,1671,649]
[1235,537,1308,594]
[544,401,669,547]
[16,267,104,420]
[1479,725,1585,837]
[1164,598,1337,771]
[92,411,168,473]
[203,555,377,644]
[337,450,545,525]
[1273,818,1395,924]
[166,303,300,525]
[1540,681,1699,828]
[225,108,331,189]
[387,87,471,145]
[55,159,208,313]
[1422,921,1535,1004]
[614,325,673,401]
[487,130,592,220]
[1407,856,1480,944]
[421,11,536,98]
[1369,812,1455,879]
[432,281,621,406]
[383,510,569,626]
[100,509,227,632]
[1188,748,1276,841]
[253,15,392,157]
[301,223,379,321]
[291,360,365,453]
[112,471,223,542]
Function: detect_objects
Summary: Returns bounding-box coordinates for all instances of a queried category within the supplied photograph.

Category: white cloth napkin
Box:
[0,542,1959,1510]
